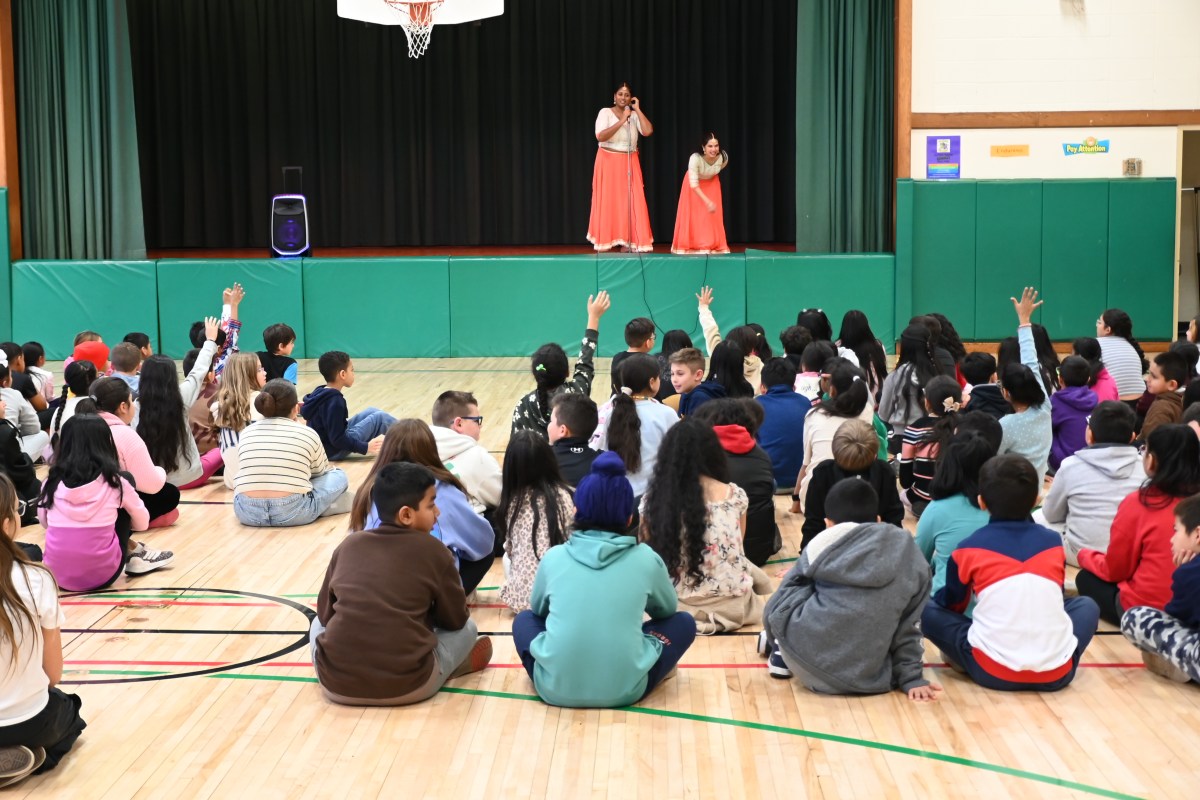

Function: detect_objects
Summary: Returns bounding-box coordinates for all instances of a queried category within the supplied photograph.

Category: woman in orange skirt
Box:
[587,82,654,252]
[671,133,730,255]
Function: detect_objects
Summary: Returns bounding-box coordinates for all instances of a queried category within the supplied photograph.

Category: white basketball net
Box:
[383,0,443,58]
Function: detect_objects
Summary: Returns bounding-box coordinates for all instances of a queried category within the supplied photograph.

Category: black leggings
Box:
[97,510,135,589]
[0,688,86,773]
[458,553,495,595]
[137,484,181,521]
[1076,568,1124,626]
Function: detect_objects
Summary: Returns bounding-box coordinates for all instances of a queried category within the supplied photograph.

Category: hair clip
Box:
[942,397,961,413]
[88,394,98,402]
[620,387,633,396]
[535,364,546,372]
[852,375,863,383]
[0,352,7,368]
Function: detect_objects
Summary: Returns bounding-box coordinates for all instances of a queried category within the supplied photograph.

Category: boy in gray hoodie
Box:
[760,479,941,702]
[1036,401,1145,566]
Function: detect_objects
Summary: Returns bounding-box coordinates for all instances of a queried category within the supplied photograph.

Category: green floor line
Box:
[67,594,247,601]
[764,557,798,566]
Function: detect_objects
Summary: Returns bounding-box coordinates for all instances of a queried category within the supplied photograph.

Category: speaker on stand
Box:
[269,194,311,258]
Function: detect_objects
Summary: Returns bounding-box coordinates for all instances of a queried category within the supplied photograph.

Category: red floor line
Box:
[64,659,1148,670]
[62,600,276,608]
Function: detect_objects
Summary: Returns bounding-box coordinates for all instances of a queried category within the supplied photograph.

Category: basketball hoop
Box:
[383,0,444,58]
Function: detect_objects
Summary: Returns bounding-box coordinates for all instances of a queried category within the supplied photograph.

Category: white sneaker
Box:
[126,542,175,575]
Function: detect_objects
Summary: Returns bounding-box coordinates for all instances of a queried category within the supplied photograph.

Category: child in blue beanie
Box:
[511,451,697,707]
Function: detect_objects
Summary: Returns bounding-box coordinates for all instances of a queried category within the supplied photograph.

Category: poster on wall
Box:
[1062,136,1110,156]
[926,135,961,179]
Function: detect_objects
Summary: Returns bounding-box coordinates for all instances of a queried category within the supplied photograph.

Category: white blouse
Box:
[687,152,728,187]
[595,108,646,153]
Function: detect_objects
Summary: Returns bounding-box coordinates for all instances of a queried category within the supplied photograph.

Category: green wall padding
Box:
[746,252,895,354]
[975,182,1043,339]
[0,189,9,342]
[1108,180,1177,341]
[1041,181,1109,337]
[910,181,978,338]
[598,254,747,357]
[12,260,157,359]
[156,259,305,360]
[448,256,598,357]
[302,258,450,358]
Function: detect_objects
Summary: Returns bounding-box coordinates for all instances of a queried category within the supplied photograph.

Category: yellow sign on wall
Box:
[990,144,1031,158]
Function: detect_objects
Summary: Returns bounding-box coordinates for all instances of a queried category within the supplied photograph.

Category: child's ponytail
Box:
[530,344,569,424]
[819,361,869,419]
[606,354,659,474]
[922,375,963,456]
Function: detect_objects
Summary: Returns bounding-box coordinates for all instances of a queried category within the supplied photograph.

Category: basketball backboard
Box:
[336,0,503,26]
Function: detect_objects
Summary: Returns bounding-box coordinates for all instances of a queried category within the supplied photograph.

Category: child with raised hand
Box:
[921,454,1100,692]
[761,479,940,702]
[898,375,962,517]
[348,420,494,593]
[915,421,999,605]
[258,323,298,384]
[794,360,874,513]
[83,377,181,528]
[1121,493,1200,683]
[234,380,351,528]
[302,351,396,460]
[39,415,169,590]
[512,291,610,439]
[212,353,266,489]
[512,451,696,708]
[137,316,223,490]
[0,474,86,780]
[696,286,763,391]
[802,419,904,552]
[312,462,492,706]
[496,431,574,612]
[1050,355,1099,471]
[640,420,771,633]
[1076,424,1200,624]
[0,356,48,462]
[594,354,678,498]
[878,323,943,455]
[998,288,1053,486]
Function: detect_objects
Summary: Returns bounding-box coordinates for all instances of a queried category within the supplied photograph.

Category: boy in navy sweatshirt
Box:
[1121,493,1200,684]
[301,351,396,459]
[921,454,1100,692]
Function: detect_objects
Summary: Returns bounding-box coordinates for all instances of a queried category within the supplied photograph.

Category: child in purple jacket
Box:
[1050,356,1098,472]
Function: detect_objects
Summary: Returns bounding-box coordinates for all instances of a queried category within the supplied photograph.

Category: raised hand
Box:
[696,286,714,307]
[1010,286,1043,326]
[587,290,611,328]
[203,316,221,342]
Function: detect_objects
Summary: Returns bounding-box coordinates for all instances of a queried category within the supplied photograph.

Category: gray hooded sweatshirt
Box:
[764,522,931,695]
[1039,443,1146,564]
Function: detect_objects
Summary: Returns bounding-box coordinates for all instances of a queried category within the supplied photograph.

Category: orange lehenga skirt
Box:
[671,173,729,255]
[587,148,654,252]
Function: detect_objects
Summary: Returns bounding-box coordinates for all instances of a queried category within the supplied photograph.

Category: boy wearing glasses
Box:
[431,390,501,512]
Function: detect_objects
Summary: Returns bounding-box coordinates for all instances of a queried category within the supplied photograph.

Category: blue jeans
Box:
[234,469,349,527]
[330,408,397,460]
[921,597,1099,692]
[511,610,696,702]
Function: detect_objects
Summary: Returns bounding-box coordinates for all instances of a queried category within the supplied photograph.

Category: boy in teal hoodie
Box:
[511,451,696,708]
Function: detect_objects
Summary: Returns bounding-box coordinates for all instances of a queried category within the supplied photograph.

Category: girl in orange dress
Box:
[587,83,654,252]
[671,133,730,255]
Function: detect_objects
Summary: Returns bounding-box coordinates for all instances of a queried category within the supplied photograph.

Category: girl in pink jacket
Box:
[39,414,172,592]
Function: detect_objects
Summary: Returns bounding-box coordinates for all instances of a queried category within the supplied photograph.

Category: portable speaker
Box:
[270,194,311,257]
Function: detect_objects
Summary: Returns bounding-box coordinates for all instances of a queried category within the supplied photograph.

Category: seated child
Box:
[1037,401,1145,566]
[692,399,779,566]
[795,361,874,513]
[21,342,55,407]
[0,417,40,529]
[190,283,243,380]
[1049,355,1098,471]
[795,340,835,401]
[898,376,962,517]
[212,353,265,489]
[610,317,655,393]
[512,291,609,438]
[311,462,492,706]
[257,323,298,384]
[921,454,1100,692]
[696,286,763,391]
[961,352,1011,420]
[0,344,47,417]
[0,474,87,778]
[998,290,1052,486]
[109,343,143,397]
[0,359,49,462]
[760,479,940,702]
[1140,351,1187,441]
[666,347,705,414]
[547,394,600,488]
[641,421,771,633]
[754,357,811,491]
[45,361,99,462]
[915,422,999,608]
[1076,424,1200,624]
[593,354,678,498]
[803,419,904,552]
[183,348,221,460]
[61,331,102,372]
[301,351,396,460]
[431,390,501,510]
[512,451,696,707]
[122,332,153,360]
[1071,336,1119,403]
[1120,493,1200,684]
[71,340,109,375]
[779,324,813,374]
[654,329,693,402]
[495,432,574,613]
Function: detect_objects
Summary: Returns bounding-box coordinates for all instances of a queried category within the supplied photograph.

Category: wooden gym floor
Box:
[12,358,1199,800]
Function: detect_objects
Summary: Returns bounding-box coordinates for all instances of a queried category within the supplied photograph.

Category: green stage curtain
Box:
[14,0,145,259]
[796,0,894,253]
